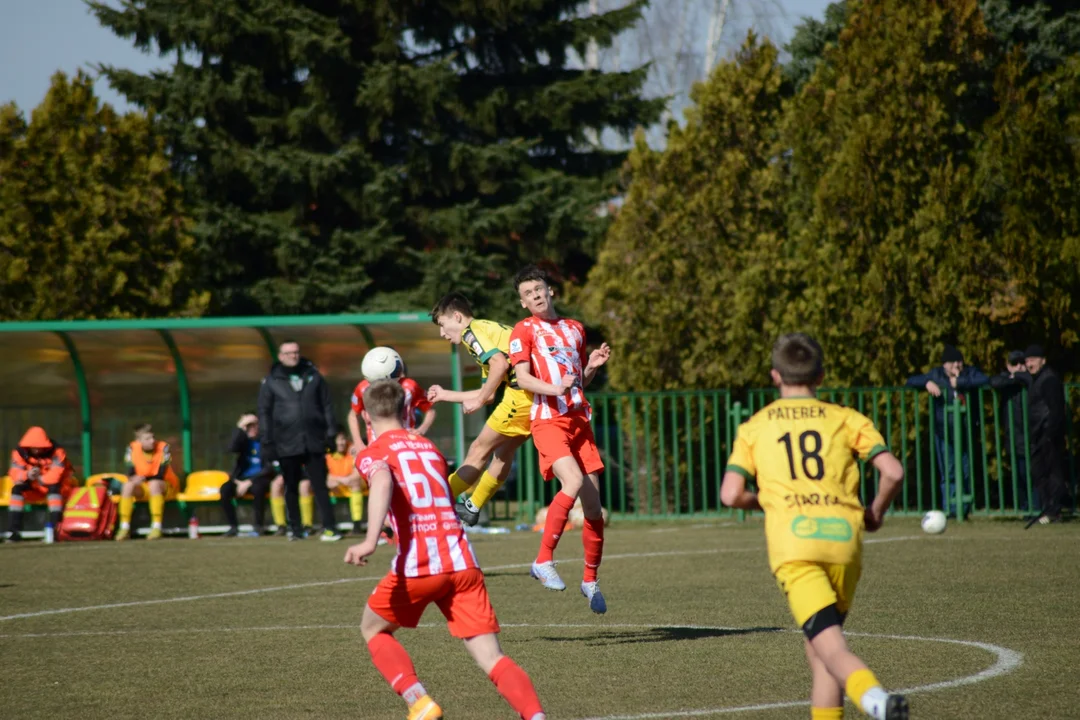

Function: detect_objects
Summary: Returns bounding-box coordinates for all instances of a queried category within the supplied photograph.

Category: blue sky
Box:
[1,0,834,114]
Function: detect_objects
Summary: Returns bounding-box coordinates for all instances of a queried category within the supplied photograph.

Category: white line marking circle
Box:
[0,621,1023,719]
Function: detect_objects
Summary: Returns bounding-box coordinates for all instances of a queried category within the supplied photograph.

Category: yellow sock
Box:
[300,495,314,527]
[149,495,165,528]
[468,470,504,510]
[349,492,365,523]
[271,497,286,527]
[810,708,843,720]
[448,471,472,498]
[119,496,135,527]
[845,668,882,709]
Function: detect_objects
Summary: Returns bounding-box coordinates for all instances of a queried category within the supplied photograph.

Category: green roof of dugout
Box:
[0,314,472,479]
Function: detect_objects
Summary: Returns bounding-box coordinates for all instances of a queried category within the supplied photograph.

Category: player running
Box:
[348,347,436,451]
[428,291,534,526]
[507,265,611,613]
[720,333,909,720]
[345,380,545,720]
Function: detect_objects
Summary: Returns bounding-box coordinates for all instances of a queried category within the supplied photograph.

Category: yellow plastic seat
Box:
[0,475,11,507]
[177,470,229,502]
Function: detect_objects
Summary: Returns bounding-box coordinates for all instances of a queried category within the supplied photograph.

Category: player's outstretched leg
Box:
[361,608,442,719]
[449,426,505,526]
[464,633,545,720]
[809,625,908,720]
[577,471,606,614]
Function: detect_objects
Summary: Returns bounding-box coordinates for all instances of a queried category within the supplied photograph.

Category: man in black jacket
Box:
[219,413,278,537]
[1024,345,1070,523]
[258,340,342,541]
[989,351,1035,512]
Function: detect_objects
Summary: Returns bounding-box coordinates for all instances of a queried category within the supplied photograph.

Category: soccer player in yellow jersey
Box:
[721,334,909,720]
[429,291,534,526]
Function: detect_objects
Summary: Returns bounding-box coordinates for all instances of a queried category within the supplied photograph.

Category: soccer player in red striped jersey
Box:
[345,380,545,720]
[507,265,611,613]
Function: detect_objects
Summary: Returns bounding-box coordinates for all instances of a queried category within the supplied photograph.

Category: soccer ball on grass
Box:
[921,510,947,535]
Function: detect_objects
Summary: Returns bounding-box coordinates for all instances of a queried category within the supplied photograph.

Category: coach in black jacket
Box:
[258,340,341,541]
[1024,345,1069,522]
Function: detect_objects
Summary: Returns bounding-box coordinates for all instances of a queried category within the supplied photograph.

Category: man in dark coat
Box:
[1024,345,1070,523]
[989,350,1034,511]
[906,345,990,517]
[258,340,341,541]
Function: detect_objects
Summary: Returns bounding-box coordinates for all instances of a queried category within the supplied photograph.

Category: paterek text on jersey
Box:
[351,378,432,443]
[508,316,589,422]
[356,429,479,578]
[726,397,889,571]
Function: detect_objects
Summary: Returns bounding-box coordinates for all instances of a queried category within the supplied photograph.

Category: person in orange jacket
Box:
[116,424,180,541]
[5,427,75,542]
[326,431,365,535]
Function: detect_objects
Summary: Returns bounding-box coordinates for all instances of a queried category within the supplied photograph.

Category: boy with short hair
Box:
[345,380,545,720]
[507,265,611,613]
[117,424,180,541]
[428,291,534,526]
[720,333,908,720]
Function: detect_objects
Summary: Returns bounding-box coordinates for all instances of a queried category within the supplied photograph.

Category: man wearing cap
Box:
[906,345,990,517]
[1024,345,1069,523]
[990,350,1035,511]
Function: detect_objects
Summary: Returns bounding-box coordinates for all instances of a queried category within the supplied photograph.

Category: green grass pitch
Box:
[2,519,1078,719]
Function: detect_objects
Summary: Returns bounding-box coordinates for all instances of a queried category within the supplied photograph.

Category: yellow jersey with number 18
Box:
[725,397,889,572]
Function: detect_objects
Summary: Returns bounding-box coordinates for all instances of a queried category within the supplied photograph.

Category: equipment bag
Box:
[58,485,117,541]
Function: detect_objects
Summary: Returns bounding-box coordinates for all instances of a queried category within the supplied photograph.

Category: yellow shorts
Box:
[485,390,532,438]
[773,559,861,628]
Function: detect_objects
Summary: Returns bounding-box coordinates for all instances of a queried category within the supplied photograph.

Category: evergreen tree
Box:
[89,0,663,317]
[0,71,204,320]
[582,36,789,390]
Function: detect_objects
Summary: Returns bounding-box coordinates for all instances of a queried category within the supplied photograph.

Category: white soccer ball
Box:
[921,510,947,535]
[361,347,405,381]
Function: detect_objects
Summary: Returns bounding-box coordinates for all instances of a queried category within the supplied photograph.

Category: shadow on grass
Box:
[524,625,783,647]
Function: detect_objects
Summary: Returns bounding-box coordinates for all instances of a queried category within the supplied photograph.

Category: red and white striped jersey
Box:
[508,315,590,422]
[350,377,432,444]
[355,429,479,578]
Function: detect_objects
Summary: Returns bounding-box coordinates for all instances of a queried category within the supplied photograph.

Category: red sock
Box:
[582,515,605,582]
[367,632,420,697]
[536,491,575,564]
[489,656,544,720]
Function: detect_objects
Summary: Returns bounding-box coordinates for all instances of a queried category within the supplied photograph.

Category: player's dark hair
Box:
[513,264,549,291]
[133,423,153,436]
[364,379,406,420]
[431,292,473,324]
[772,333,824,386]
[278,339,299,350]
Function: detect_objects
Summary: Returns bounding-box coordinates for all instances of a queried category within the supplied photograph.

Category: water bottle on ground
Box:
[44,522,55,544]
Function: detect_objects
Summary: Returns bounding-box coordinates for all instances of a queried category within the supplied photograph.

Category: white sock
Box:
[860,686,890,720]
[151,521,162,530]
[402,682,427,706]
[530,714,547,720]
[120,522,131,530]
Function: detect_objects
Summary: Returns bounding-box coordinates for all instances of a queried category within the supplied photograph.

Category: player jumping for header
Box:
[720,333,909,720]
[507,265,611,613]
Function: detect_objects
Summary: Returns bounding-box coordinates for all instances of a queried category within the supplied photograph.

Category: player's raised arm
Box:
[583,343,611,387]
[513,361,573,397]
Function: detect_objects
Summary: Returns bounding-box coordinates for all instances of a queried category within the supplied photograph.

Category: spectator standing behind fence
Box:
[1024,345,1070,524]
[258,340,343,542]
[906,345,989,518]
[989,350,1035,512]
[219,413,278,537]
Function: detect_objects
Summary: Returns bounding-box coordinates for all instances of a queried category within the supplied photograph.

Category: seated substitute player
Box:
[507,265,611,613]
[347,347,435,451]
[344,380,545,720]
[117,424,180,541]
[326,430,367,535]
[5,426,75,542]
[428,291,534,526]
[720,333,908,720]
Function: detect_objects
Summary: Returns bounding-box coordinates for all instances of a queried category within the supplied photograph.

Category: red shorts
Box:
[531,412,605,481]
[367,568,500,639]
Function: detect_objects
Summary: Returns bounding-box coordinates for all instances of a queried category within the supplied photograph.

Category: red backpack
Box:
[58,485,117,541]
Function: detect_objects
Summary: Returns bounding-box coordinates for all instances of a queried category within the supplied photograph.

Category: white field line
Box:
[0,535,924,623]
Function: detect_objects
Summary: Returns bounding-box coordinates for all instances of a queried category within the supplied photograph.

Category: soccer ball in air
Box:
[361,347,405,381]
[921,510,947,535]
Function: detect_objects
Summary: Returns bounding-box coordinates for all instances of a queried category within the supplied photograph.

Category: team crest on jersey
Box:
[358,457,374,475]
[509,338,523,353]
